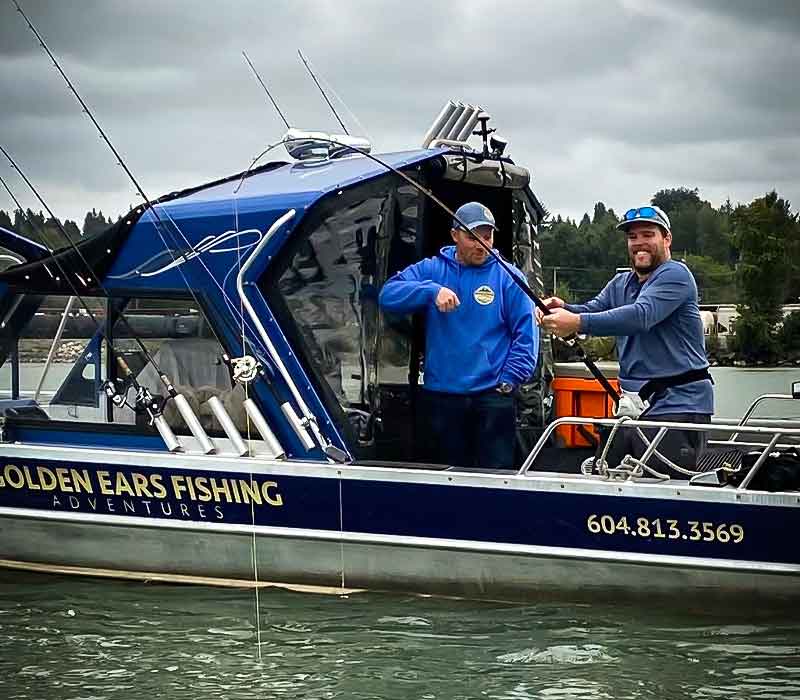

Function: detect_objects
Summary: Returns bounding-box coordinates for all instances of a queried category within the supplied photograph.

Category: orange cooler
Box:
[552,376,620,448]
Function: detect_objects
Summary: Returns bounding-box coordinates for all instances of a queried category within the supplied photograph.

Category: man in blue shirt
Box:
[538,205,713,472]
[379,202,538,468]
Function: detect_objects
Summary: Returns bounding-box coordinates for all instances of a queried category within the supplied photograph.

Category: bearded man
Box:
[537,205,713,473]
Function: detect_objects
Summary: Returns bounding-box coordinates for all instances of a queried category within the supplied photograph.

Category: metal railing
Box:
[728,393,799,442]
[518,415,800,490]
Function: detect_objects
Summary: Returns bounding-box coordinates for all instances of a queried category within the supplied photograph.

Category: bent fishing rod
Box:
[238,56,619,404]
[286,134,621,405]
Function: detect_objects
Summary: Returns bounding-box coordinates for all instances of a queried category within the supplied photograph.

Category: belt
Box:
[637,368,713,402]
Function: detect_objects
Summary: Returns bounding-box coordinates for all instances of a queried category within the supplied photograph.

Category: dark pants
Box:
[601,412,711,472]
[417,388,516,469]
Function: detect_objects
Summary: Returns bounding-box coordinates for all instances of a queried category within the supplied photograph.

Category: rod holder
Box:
[153,414,182,453]
[422,100,457,148]
[207,395,249,457]
[173,393,215,455]
[244,398,286,459]
[281,401,316,451]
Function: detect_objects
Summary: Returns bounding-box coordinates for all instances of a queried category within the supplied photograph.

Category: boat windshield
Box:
[0,295,238,433]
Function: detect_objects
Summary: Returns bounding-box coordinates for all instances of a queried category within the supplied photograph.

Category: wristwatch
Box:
[496,382,514,395]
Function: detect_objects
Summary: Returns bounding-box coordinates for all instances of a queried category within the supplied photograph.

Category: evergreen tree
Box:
[82,208,110,238]
[64,219,81,241]
[651,187,702,214]
[730,191,799,361]
[0,209,12,231]
[592,202,607,224]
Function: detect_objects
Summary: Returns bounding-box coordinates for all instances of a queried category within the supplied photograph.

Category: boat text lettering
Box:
[586,514,744,543]
[0,463,284,507]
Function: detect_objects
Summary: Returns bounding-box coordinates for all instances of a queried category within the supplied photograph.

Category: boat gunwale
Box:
[1,439,799,508]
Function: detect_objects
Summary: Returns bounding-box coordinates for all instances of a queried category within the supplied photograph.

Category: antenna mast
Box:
[297,49,349,135]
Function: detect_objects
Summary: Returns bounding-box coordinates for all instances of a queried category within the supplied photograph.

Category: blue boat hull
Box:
[1,444,797,601]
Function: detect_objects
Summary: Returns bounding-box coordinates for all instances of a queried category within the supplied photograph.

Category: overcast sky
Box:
[1,0,798,228]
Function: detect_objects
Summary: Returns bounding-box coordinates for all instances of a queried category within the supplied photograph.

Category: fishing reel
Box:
[223,353,261,385]
[101,377,167,424]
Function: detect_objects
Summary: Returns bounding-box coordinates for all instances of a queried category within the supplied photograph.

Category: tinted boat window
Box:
[379,184,421,387]
[278,193,391,411]
[272,179,424,453]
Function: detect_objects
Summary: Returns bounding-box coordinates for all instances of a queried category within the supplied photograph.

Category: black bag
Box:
[726,447,800,492]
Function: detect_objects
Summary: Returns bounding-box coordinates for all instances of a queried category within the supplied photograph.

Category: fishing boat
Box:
[1,95,799,602]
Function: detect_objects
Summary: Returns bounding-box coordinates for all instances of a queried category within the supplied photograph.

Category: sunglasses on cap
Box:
[623,207,668,226]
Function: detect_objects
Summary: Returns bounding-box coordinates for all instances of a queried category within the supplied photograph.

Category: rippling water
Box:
[1,571,799,699]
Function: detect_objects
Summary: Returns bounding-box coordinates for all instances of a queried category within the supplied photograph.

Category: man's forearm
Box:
[378,280,440,313]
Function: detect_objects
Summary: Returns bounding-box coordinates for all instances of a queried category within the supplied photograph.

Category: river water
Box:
[1,368,799,699]
[2,571,799,700]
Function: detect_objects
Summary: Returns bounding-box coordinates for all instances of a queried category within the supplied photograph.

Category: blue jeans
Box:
[417,388,516,469]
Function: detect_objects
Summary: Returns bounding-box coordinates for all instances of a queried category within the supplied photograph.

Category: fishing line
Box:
[10,0,235,368]
[230,122,263,663]
[271,135,620,404]
[0,164,161,413]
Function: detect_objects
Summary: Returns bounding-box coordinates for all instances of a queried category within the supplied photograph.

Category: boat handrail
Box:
[518,416,800,488]
[729,393,796,442]
[235,208,316,453]
[33,296,75,402]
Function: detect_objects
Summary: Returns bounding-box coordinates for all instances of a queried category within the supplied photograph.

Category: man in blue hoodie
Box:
[379,202,537,469]
[538,205,713,472]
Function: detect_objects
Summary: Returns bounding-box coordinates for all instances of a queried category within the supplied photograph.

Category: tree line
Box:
[539,187,800,363]
[0,207,114,250]
[2,189,799,362]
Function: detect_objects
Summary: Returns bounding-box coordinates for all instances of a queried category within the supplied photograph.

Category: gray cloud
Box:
[0,0,798,227]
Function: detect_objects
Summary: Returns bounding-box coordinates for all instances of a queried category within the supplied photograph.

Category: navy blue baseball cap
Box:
[453,202,496,231]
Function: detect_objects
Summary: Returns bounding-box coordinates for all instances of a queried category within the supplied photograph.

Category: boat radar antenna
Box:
[474,112,494,157]
[472,112,509,159]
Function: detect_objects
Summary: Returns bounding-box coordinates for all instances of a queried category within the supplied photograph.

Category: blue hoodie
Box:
[378,246,537,394]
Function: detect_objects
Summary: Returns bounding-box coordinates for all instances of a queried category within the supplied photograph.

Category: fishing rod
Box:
[0,145,159,367]
[275,133,621,404]
[297,49,349,135]
[239,57,619,404]
[10,1,233,351]
[13,2,291,398]
[0,160,185,444]
[9,1,259,452]
[242,51,290,130]
[238,56,347,457]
